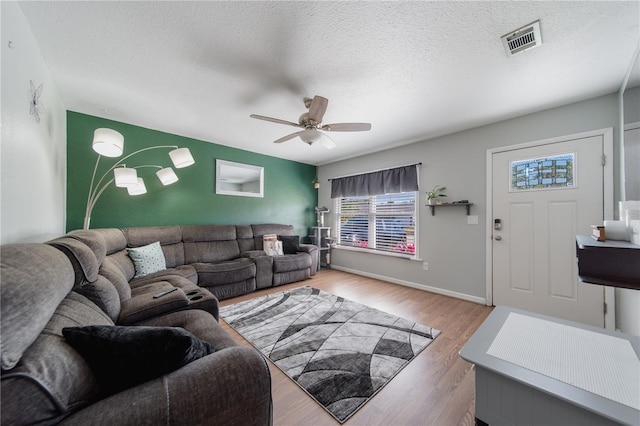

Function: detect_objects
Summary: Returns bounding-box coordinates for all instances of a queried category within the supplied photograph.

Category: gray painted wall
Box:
[319,91,632,304]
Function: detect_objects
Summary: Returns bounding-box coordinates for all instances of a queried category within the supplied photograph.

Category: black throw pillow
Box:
[63,325,216,395]
[279,235,300,254]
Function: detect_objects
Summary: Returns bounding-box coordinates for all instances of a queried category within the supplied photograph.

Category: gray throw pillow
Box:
[126,241,166,278]
[62,325,215,395]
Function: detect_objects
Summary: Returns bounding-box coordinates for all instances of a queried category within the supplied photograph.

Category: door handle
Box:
[494,236,502,241]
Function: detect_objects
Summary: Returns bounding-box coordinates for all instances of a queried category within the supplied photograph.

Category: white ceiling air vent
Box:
[501,20,542,56]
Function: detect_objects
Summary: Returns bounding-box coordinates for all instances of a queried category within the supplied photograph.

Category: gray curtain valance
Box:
[330,164,419,198]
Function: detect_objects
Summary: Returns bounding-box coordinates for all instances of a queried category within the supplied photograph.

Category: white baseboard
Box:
[329,265,487,305]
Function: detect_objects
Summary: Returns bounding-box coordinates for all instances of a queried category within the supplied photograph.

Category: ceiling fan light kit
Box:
[250,95,371,149]
[299,128,321,145]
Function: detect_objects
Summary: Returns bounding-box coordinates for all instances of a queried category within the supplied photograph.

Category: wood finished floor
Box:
[219,269,493,426]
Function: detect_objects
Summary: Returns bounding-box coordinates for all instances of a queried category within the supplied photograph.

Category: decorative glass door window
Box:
[510,153,575,191]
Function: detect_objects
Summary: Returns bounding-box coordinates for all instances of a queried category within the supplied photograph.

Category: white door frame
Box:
[485,127,615,328]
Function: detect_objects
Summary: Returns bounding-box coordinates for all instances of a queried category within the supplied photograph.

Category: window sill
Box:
[332,244,418,260]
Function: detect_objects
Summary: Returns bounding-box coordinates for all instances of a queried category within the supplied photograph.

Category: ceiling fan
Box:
[250,95,371,149]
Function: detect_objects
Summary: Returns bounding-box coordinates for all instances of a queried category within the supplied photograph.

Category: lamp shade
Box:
[92,128,124,157]
[156,167,179,185]
[169,148,195,168]
[127,178,147,196]
[114,167,138,187]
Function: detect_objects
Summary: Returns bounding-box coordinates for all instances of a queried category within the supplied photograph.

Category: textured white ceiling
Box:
[18,1,640,165]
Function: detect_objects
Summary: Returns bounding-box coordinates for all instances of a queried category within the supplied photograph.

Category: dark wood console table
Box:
[575,235,640,290]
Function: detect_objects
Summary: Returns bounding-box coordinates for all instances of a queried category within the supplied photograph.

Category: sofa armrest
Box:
[60,346,272,426]
[241,249,267,258]
[298,244,319,275]
[118,284,189,325]
[241,251,273,289]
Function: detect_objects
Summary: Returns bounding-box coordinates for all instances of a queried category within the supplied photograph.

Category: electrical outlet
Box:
[467,215,479,225]
[423,262,429,271]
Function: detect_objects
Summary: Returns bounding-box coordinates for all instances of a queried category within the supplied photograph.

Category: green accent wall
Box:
[66,112,318,237]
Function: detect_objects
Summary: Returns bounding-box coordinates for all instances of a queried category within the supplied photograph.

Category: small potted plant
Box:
[426,185,446,205]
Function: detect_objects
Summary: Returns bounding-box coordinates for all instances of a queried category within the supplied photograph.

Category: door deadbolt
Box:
[494,219,502,230]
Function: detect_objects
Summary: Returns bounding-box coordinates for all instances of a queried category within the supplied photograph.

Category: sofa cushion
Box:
[279,235,300,254]
[75,275,121,321]
[182,224,237,242]
[185,239,241,263]
[127,279,220,321]
[273,269,311,286]
[123,225,182,247]
[99,257,132,301]
[0,292,113,425]
[129,266,198,288]
[118,282,190,325]
[123,226,185,268]
[94,228,128,255]
[1,244,75,370]
[127,241,167,278]
[62,325,216,395]
[272,253,312,273]
[47,236,102,284]
[105,249,137,282]
[182,225,241,263]
[194,258,256,286]
[67,230,108,263]
[236,225,255,252]
[252,224,294,250]
[252,224,294,238]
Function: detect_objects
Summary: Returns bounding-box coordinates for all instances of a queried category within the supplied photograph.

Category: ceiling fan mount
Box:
[250,95,371,149]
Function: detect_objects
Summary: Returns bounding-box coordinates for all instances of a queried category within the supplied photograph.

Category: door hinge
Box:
[602,154,606,166]
[603,302,608,314]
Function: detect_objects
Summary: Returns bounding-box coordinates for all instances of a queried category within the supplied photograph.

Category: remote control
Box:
[153,288,178,299]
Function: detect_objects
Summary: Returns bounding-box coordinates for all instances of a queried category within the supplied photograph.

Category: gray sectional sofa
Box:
[87,223,318,302]
[1,243,272,425]
[1,223,316,425]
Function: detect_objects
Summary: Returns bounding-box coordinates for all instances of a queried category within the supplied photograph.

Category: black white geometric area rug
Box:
[219,286,440,423]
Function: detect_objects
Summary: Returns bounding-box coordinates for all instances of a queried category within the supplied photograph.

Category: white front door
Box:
[492,135,605,327]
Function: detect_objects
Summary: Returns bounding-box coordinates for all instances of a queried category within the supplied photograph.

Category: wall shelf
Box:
[428,202,473,216]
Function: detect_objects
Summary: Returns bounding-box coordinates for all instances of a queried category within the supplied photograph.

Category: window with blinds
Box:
[334,191,417,258]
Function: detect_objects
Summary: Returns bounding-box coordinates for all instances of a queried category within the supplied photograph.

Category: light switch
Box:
[468,215,479,225]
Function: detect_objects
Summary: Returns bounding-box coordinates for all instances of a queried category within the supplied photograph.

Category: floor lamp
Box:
[83,128,195,229]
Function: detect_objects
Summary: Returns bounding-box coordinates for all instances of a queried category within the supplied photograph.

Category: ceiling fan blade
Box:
[318,133,337,149]
[250,114,301,128]
[273,132,301,144]
[307,96,328,124]
[321,122,371,132]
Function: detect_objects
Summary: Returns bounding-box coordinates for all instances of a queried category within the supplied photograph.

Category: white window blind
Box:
[334,191,417,257]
